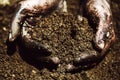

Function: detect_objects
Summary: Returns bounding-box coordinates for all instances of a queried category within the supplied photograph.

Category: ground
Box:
[0,0,120,80]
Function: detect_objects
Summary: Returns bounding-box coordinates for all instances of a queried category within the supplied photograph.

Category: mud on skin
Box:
[7,0,115,72]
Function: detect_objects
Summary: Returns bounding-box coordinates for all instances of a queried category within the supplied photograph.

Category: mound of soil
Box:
[25,11,94,63]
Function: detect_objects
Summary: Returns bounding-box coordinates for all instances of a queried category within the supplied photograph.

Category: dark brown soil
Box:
[25,11,93,63]
[0,0,120,80]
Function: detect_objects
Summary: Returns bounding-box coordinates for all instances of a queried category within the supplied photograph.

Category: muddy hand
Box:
[66,0,115,72]
[8,0,68,66]
[87,0,115,53]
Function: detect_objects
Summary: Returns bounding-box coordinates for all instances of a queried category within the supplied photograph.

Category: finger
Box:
[66,51,101,72]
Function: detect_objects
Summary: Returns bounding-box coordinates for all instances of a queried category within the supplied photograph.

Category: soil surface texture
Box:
[0,0,120,80]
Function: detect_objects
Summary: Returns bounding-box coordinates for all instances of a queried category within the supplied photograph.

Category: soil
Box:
[0,0,120,80]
